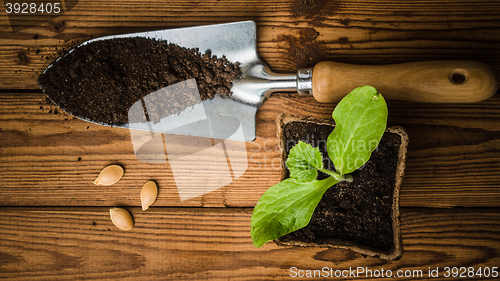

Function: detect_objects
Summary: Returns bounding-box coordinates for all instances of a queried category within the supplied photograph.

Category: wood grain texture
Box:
[0,0,499,89]
[311,60,498,103]
[0,207,499,280]
[1,1,500,278]
[1,91,500,208]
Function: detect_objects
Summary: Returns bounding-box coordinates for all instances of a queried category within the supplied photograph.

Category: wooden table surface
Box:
[1,0,500,280]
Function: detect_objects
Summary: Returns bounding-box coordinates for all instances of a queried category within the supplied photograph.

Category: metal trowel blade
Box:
[41,21,265,142]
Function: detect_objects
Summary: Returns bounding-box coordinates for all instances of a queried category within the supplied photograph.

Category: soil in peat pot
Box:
[37,37,242,126]
[277,121,401,251]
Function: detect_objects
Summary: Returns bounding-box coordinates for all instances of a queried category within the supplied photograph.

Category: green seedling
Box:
[251,86,388,247]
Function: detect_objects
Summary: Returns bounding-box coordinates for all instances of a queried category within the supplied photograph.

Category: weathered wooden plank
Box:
[1,0,499,89]
[0,91,281,207]
[1,1,499,280]
[0,207,499,280]
[1,91,500,207]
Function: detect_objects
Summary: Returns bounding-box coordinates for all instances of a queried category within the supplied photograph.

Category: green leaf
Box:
[327,86,388,175]
[286,141,323,182]
[250,177,338,247]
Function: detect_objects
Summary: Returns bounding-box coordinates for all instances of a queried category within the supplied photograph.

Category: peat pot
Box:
[274,114,408,261]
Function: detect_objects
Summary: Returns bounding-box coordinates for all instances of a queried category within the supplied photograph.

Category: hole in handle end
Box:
[449,69,469,85]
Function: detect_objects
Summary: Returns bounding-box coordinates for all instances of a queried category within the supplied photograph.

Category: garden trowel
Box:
[39,20,498,142]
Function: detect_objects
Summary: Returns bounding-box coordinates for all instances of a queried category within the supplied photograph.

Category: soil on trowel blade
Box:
[37,37,241,125]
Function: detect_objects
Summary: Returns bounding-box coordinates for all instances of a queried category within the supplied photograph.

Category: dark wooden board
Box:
[1,0,499,89]
[1,91,500,208]
[0,207,499,280]
[1,0,500,278]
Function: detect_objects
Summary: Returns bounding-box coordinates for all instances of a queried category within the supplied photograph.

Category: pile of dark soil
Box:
[278,121,401,251]
[37,37,241,125]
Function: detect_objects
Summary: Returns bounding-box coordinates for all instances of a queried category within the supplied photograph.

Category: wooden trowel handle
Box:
[312,61,498,103]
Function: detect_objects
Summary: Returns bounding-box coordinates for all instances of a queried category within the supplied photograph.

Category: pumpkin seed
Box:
[141,181,158,211]
[109,207,134,230]
[94,164,124,186]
